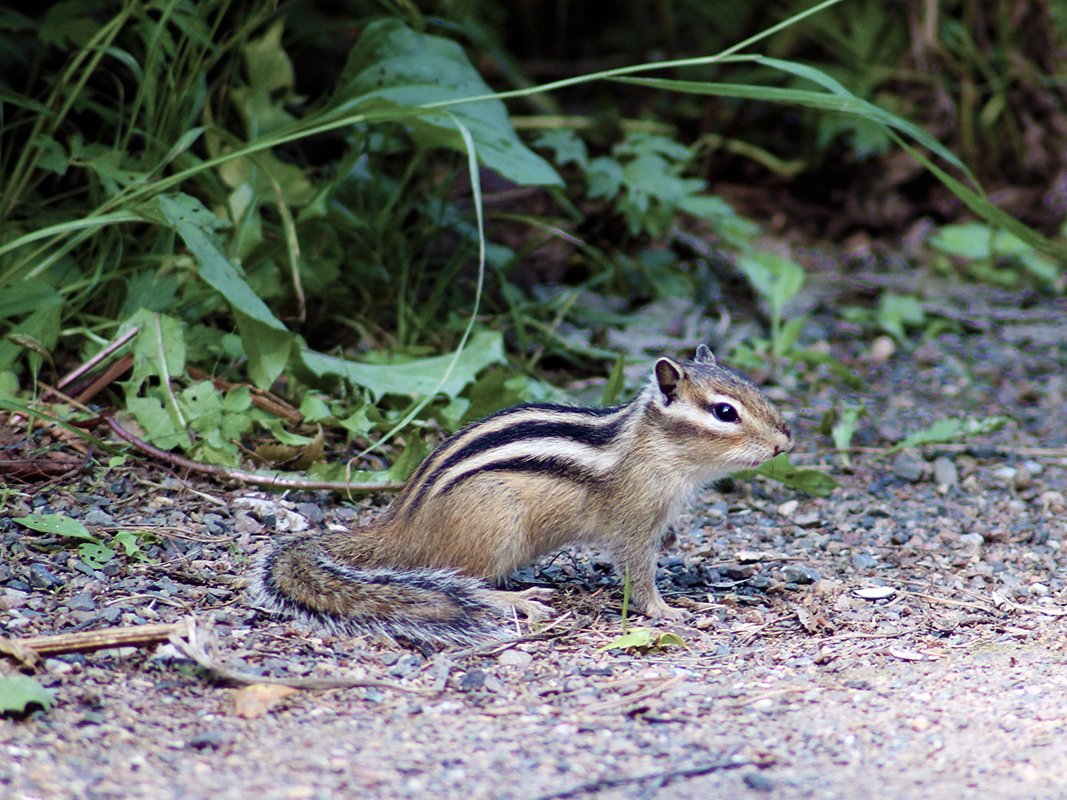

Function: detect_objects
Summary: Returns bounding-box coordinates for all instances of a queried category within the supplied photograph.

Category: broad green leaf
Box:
[877,293,925,340]
[32,134,69,176]
[306,461,396,485]
[138,194,292,388]
[78,542,115,569]
[929,224,1062,287]
[126,310,186,388]
[14,513,97,541]
[586,156,623,200]
[735,453,839,497]
[735,252,805,316]
[0,280,64,321]
[387,438,430,483]
[122,311,188,440]
[0,676,54,715]
[112,530,144,559]
[243,20,294,96]
[0,282,63,373]
[928,223,993,259]
[80,143,147,196]
[886,416,1010,455]
[297,329,505,402]
[533,129,588,169]
[599,627,687,652]
[333,19,561,187]
[125,397,192,450]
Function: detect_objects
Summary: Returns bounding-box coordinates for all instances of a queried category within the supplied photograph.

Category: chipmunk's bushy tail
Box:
[250,536,512,648]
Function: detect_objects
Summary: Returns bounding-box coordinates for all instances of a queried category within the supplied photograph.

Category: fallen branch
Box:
[101,415,402,493]
[186,365,304,425]
[15,622,181,657]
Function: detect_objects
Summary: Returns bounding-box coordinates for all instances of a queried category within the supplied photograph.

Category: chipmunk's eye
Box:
[709,402,739,423]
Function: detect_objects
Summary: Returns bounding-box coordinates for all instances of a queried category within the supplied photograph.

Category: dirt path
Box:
[2,281,1066,800]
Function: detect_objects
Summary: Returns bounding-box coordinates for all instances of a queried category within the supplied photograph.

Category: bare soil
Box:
[2,274,1066,800]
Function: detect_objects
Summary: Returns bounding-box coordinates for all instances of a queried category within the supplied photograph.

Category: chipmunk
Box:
[251,345,792,647]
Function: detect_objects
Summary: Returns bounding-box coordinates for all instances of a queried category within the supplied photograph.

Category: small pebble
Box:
[992,466,1017,484]
[851,553,879,570]
[186,731,229,750]
[28,564,63,590]
[777,499,798,517]
[932,457,959,488]
[459,669,486,691]
[498,649,533,668]
[67,592,96,611]
[780,564,820,585]
[870,335,895,365]
[892,451,925,483]
[743,771,775,792]
[81,508,116,527]
[1013,467,1032,491]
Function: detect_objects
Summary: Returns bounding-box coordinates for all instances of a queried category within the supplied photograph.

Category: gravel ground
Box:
[2,279,1066,800]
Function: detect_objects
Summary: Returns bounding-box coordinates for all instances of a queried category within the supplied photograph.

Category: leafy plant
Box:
[735,252,807,359]
[1,0,1062,485]
[537,129,758,243]
[600,627,687,653]
[928,222,1065,291]
[735,453,839,497]
[12,512,143,569]
[824,404,867,468]
[884,415,1010,456]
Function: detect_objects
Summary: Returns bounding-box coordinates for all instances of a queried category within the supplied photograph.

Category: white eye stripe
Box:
[661,395,747,432]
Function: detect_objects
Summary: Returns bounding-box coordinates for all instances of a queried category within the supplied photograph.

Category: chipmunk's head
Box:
[647,344,793,473]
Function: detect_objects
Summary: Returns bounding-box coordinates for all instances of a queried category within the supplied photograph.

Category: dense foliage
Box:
[1,0,1063,487]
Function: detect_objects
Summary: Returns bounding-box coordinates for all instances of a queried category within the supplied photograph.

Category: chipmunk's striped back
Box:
[392,401,645,516]
[252,345,793,648]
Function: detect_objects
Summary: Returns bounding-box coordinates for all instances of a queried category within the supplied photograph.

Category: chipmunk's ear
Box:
[654,357,685,404]
[693,344,716,365]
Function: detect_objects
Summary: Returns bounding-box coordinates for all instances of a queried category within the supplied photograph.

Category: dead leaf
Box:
[795,607,818,634]
[232,684,298,719]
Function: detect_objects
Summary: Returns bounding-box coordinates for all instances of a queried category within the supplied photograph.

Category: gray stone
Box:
[852,553,879,570]
[743,771,775,792]
[932,456,959,488]
[67,592,96,611]
[780,564,820,585]
[459,669,486,691]
[81,507,116,527]
[28,563,62,590]
[892,451,925,482]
